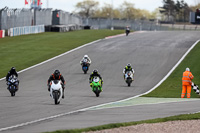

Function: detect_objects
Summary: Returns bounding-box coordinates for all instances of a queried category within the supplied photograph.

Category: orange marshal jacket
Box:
[182,71,194,86]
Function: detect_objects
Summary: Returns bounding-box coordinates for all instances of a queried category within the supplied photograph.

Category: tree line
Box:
[160,0,192,22]
[74,0,200,23]
[74,0,156,20]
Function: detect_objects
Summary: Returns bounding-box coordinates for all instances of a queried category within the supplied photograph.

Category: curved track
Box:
[0,31,200,133]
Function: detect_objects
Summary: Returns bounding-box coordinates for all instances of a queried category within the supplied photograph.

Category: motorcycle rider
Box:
[6,67,18,81]
[123,63,135,80]
[6,67,19,90]
[47,70,66,98]
[125,26,130,36]
[89,70,103,91]
[80,55,91,66]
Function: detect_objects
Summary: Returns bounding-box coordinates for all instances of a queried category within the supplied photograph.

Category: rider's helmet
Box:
[93,69,98,75]
[84,55,88,59]
[54,70,60,79]
[186,67,190,71]
[10,67,16,72]
[127,63,131,69]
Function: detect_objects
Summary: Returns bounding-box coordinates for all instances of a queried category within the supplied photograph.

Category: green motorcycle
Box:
[91,76,102,97]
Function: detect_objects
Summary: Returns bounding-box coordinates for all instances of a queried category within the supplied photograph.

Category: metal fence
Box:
[0,8,34,30]
[52,10,82,26]
[34,9,52,26]
[82,18,200,31]
[0,8,83,30]
[82,18,169,31]
[1,7,199,31]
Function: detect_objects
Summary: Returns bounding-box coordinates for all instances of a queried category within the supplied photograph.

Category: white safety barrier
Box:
[0,30,5,38]
[8,25,44,37]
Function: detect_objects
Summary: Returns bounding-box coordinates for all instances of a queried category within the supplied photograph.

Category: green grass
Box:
[43,112,200,133]
[144,41,200,98]
[0,30,124,78]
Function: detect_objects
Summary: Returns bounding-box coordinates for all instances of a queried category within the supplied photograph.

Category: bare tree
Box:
[75,0,99,18]
[120,1,136,20]
[160,0,176,22]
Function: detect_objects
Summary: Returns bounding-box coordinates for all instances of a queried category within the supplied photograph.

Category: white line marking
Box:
[0,109,85,132]
[0,39,102,81]
[88,98,200,111]
[143,39,200,95]
[83,39,200,109]
[0,38,199,132]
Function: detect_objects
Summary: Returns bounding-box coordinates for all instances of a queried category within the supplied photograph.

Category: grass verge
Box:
[43,112,200,133]
[144,41,200,98]
[0,29,124,78]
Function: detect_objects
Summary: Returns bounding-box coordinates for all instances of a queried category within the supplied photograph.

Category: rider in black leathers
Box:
[89,70,103,86]
[6,67,19,90]
[6,67,18,82]
[125,26,130,36]
[47,70,66,98]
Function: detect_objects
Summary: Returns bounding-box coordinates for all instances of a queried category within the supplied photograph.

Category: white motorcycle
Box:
[50,80,63,105]
[125,71,134,87]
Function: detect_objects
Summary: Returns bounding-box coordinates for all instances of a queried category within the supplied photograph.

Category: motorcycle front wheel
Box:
[54,92,59,105]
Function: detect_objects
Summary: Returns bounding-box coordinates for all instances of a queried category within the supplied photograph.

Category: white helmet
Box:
[84,55,88,58]
[186,67,190,71]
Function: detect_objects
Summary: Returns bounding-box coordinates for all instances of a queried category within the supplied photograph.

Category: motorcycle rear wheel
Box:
[11,92,15,96]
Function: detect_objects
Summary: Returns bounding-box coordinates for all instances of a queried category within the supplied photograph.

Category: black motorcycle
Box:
[7,75,19,96]
[82,59,89,74]
[126,29,130,36]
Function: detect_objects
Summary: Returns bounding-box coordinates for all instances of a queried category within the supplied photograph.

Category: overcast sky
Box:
[0,0,199,12]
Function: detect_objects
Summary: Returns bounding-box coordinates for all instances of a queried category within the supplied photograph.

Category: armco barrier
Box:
[0,30,5,38]
[8,25,44,37]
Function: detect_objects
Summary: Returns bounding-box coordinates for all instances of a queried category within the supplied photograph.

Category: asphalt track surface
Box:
[0,31,200,133]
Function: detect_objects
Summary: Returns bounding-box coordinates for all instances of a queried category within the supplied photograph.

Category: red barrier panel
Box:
[0,30,5,38]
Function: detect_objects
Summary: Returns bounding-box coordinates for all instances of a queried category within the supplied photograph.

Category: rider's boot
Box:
[62,89,64,99]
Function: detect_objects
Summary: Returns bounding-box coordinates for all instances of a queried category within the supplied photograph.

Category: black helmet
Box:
[127,63,131,69]
[93,69,98,75]
[54,70,60,79]
[10,67,16,72]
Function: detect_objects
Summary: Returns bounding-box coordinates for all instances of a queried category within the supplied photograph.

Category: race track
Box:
[0,31,200,133]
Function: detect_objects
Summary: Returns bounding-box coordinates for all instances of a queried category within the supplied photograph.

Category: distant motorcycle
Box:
[91,76,102,97]
[125,71,134,87]
[7,75,19,96]
[126,29,130,36]
[50,80,63,105]
[81,59,89,74]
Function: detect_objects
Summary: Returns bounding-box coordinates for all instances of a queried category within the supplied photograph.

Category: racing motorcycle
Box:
[7,75,19,96]
[81,59,89,74]
[91,76,102,97]
[125,71,134,87]
[126,29,130,36]
[49,80,63,105]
